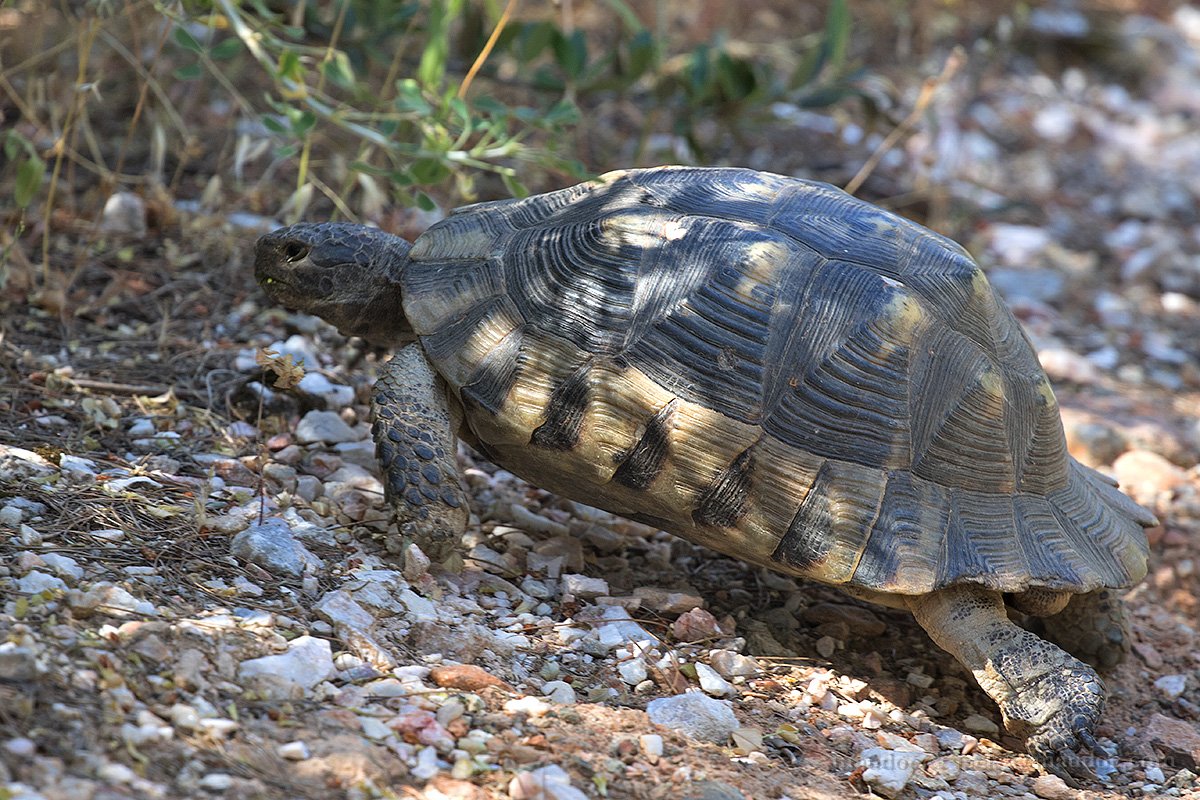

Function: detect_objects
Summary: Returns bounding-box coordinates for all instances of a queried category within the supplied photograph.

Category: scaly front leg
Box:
[371,344,469,561]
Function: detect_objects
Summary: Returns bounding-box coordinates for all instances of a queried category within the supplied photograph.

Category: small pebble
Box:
[4,737,36,757]
[1154,674,1188,700]
[695,662,734,697]
[646,691,738,743]
[639,733,663,760]
[542,680,577,704]
[1030,773,1075,800]
[962,713,1000,735]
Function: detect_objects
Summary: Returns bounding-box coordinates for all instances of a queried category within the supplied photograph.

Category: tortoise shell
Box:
[401,167,1152,596]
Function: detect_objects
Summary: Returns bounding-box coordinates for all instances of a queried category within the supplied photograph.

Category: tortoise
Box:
[254,166,1155,783]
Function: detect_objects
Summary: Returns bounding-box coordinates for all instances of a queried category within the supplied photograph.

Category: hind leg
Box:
[909,584,1106,786]
[1036,589,1131,670]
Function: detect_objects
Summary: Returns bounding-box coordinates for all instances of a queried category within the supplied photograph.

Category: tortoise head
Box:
[255,222,415,347]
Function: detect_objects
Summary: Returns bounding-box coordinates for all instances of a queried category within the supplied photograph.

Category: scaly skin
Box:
[1035,588,1132,670]
[371,345,469,561]
[910,585,1108,786]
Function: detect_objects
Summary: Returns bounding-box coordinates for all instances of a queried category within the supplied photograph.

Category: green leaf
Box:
[418,0,465,90]
[715,52,756,101]
[211,37,242,60]
[348,160,390,176]
[290,110,317,137]
[173,63,203,81]
[543,99,579,126]
[472,96,509,117]
[277,50,303,83]
[322,51,356,89]
[410,158,451,184]
[172,26,203,53]
[623,30,656,80]
[794,0,851,88]
[394,79,431,114]
[513,21,556,63]
[688,45,712,97]
[552,29,587,81]
[14,154,45,209]
[823,0,851,73]
[261,114,288,134]
[500,173,528,199]
[416,192,437,211]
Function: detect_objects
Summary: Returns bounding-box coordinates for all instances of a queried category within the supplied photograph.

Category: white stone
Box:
[695,662,734,697]
[170,704,201,730]
[40,553,84,582]
[359,716,392,739]
[295,410,359,444]
[58,454,98,478]
[646,691,738,744]
[128,419,156,436]
[639,734,663,759]
[504,696,553,718]
[542,680,577,705]
[709,650,758,678]
[277,740,310,760]
[0,505,23,526]
[237,636,335,696]
[4,737,36,756]
[89,528,126,541]
[297,372,355,407]
[16,570,67,594]
[858,747,929,798]
[397,589,439,623]
[617,657,648,686]
[99,191,147,235]
[199,773,234,791]
[561,573,609,599]
[1145,764,1165,784]
[1154,674,1188,699]
[231,519,321,577]
[508,764,589,800]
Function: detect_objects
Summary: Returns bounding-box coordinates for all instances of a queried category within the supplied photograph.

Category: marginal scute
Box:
[402,166,1153,596]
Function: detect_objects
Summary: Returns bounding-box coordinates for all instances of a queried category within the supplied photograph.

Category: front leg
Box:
[372,344,469,560]
[908,585,1106,786]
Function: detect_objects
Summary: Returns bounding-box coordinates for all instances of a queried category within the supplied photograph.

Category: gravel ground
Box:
[2,7,1199,800]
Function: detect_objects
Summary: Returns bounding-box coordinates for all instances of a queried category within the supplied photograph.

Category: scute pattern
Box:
[403,166,1152,595]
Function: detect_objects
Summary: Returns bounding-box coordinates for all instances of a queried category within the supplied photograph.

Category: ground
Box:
[1,4,1199,800]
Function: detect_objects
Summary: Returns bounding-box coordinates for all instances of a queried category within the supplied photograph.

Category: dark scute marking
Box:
[692,446,755,527]
[934,490,1017,588]
[413,443,436,460]
[503,220,639,357]
[420,465,442,485]
[420,485,439,500]
[851,471,947,588]
[764,310,912,468]
[612,400,677,490]
[441,488,462,508]
[772,461,838,570]
[530,362,591,450]
[624,221,787,420]
[626,511,676,532]
[404,488,425,507]
[460,325,524,415]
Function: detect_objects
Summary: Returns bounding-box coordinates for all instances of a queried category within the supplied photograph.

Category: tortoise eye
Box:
[283,241,310,262]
